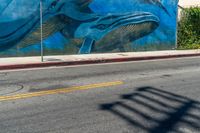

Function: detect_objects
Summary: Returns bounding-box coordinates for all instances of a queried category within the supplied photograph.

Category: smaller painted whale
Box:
[74,12,159,53]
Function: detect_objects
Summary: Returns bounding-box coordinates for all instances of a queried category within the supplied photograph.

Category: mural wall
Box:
[0,0,178,57]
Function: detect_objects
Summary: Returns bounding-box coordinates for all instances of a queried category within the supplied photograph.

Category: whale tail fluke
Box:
[73,0,93,13]
[142,0,171,16]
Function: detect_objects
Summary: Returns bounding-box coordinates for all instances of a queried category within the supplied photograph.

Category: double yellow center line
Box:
[0,81,124,102]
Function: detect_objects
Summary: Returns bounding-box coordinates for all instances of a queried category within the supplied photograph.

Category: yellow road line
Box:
[0,81,124,102]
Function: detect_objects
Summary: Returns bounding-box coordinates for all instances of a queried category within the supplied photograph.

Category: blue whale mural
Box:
[0,0,178,57]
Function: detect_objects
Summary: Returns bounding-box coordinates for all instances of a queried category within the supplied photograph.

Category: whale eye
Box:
[50,0,59,9]
[93,24,108,30]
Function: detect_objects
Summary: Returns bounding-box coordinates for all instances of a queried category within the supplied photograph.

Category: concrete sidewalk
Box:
[1,50,200,70]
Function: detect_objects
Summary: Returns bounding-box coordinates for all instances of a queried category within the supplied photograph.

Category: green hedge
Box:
[177,6,200,49]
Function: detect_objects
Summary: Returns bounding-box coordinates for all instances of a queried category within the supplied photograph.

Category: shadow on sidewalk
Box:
[99,87,200,133]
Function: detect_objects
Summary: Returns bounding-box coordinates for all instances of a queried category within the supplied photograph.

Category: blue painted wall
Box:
[0,0,178,57]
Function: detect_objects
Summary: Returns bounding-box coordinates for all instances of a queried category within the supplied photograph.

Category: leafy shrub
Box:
[177,6,200,49]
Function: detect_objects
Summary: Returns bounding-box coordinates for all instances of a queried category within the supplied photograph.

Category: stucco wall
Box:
[179,0,200,7]
[178,0,200,20]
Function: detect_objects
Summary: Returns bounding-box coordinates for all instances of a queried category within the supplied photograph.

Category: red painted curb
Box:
[1,53,200,70]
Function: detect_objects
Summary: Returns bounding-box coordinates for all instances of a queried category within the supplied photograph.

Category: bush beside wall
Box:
[177,7,200,49]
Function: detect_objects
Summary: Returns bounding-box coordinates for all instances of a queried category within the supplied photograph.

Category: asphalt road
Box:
[0,57,200,133]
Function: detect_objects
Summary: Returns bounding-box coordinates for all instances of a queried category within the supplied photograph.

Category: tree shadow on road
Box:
[99,87,200,133]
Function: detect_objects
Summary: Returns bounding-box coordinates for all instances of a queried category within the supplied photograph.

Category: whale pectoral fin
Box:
[78,38,95,54]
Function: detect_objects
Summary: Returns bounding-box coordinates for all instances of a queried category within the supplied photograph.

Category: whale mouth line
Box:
[99,12,158,22]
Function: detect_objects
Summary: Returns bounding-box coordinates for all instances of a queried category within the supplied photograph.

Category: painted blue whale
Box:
[0,0,96,51]
[0,0,160,53]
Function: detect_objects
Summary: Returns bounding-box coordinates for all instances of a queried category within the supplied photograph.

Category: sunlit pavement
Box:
[1,50,200,70]
[0,56,200,133]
